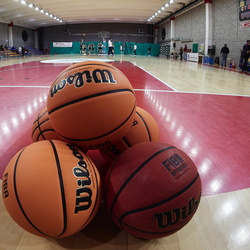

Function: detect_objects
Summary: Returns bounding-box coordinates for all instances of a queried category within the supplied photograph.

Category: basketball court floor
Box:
[0,54,250,249]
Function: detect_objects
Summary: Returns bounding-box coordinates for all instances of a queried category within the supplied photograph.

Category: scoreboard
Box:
[239,0,250,20]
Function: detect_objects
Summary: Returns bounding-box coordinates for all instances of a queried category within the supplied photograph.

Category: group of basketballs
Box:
[2,61,202,240]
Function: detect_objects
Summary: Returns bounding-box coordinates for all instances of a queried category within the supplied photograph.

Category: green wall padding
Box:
[50,42,160,56]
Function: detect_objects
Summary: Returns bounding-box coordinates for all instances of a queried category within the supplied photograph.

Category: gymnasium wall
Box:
[0,23,8,46]
[157,0,249,65]
[40,23,155,51]
[0,23,35,50]
[12,25,35,48]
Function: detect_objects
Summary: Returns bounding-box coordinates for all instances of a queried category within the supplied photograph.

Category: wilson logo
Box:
[50,68,117,97]
[154,195,201,228]
[67,144,93,214]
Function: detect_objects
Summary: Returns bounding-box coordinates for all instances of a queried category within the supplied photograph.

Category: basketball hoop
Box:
[98,31,109,42]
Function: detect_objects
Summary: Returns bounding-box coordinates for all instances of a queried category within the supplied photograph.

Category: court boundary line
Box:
[129,61,178,92]
[133,88,250,97]
[0,85,249,97]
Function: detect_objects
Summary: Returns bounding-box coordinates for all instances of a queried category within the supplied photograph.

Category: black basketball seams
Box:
[55,97,137,142]
[48,88,135,115]
[37,128,57,141]
[77,159,100,232]
[103,151,126,202]
[108,146,176,214]
[49,141,68,238]
[118,173,200,221]
[136,111,152,141]
[32,118,50,140]
[13,148,52,238]
[32,109,47,125]
[13,142,69,238]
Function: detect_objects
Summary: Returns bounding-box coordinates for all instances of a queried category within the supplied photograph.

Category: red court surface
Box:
[0,60,249,197]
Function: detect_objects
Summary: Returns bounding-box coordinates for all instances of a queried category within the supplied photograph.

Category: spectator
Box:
[148,46,151,56]
[220,44,230,68]
[179,47,183,60]
[242,40,250,72]
[183,44,188,60]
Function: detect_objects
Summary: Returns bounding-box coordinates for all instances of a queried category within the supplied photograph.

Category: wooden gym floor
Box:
[0,54,250,249]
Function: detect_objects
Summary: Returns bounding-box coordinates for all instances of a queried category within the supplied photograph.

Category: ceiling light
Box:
[35,7,39,11]
[28,3,33,8]
[21,0,26,5]
[165,3,169,7]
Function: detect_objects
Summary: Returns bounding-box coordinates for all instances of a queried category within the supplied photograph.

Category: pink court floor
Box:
[0,60,249,196]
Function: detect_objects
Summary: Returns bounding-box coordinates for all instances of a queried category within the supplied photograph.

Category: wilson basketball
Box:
[31,107,61,142]
[104,142,201,239]
[2,140,101,238]
[100,106,159,162]
[47,61,137,150]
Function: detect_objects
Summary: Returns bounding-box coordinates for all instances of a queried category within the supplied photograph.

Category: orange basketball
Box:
[31,107,61,142]
[104,142,201,239]
[2,140,101,238]
[100,106,159,162]
[47,61,137,150]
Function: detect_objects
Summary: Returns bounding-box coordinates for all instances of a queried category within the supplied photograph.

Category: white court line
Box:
[134,88,250,97]
[130,63,178,92]
[0,86,249,97]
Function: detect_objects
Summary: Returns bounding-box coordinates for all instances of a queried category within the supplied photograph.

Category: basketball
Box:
[31,107,61,142]
[2,140,101,238]
[47,61,137,150]
[100,106,159,162]
[104,142,201,239]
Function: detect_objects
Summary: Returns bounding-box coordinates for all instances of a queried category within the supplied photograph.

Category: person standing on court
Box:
[179,47,183,60]
[148,46,151,56]
[183,44,188,60]
[133,44,137,55]
[108,38,114,56]
[220,44,230,68]
[242,40,250,72]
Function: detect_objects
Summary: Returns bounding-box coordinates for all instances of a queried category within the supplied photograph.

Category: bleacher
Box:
[0,50,20,60]
[0,47,46,60]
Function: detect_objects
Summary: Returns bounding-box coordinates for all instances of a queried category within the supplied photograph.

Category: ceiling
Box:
[0,0,198,29]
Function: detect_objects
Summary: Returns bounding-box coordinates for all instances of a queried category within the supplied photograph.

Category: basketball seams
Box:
[103,151,126,202]
[49,141,68,238]
[109,147,176,214]
[37,128,57,141]
[136,111,151,141]
[122,137,131,148]
[118,173,200,221]
[48,88,135,115]
[77,158,101,232]
[32,118,50,140]
[13,148,52,238]
[57,102,137,142]
[32,109,47,125]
